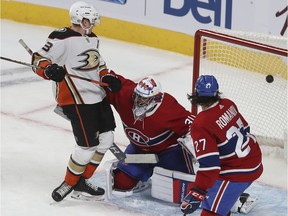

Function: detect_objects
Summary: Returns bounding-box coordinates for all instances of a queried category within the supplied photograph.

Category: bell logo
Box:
[163,0,233,29]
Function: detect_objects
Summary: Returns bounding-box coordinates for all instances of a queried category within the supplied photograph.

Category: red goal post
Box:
[192,29,288,148]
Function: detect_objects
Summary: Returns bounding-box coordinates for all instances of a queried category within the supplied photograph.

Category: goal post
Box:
[192,29,288,149]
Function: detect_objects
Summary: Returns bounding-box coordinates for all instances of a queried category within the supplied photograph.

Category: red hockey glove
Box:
[180,187,207,214]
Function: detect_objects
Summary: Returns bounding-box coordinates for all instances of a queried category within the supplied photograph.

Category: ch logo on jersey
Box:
[125,128,149,146]
[124,126,174,148]
[73,49,100,71]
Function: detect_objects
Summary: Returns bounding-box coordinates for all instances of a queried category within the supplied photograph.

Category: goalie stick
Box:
[17,39,158,164]
[110,143,159,164]
[109,143,126,161]
[54,107,158,164]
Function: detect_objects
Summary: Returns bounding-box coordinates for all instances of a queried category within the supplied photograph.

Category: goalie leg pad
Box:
[104,159,151,200]
[104,159,133,200]
[151,167,196,204]
[113,169,139,190]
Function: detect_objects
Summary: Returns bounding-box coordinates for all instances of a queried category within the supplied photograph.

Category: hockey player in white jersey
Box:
[31,1,122,202]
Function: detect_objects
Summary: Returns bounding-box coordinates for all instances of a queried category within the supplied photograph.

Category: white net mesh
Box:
[194,29,288,148]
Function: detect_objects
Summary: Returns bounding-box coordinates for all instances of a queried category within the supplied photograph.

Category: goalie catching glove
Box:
[100,69,122,92]
[44,63,66,82]
[181,187,207,214]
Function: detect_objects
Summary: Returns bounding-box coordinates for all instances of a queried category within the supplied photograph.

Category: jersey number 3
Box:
[42,42,53,52]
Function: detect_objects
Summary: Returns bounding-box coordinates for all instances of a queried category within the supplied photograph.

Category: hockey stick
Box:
[18,39,158,164]
[65,74,108,86]
[17,39,109,86]
[0,56,109,86]
[0,56,40,69]
[19,39,33,55]
[110,143,159,164]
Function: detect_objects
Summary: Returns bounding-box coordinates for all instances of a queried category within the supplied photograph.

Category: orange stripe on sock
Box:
[65,168,81,186]
[82,163,98,179]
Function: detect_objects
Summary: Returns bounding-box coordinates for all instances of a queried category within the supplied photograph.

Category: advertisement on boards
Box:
[7,0,288,37]
[144,0,287,37]
[97,0,126,4]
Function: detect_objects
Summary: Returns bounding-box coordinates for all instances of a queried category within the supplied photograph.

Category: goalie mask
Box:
[132,76,163,121]
[69,1,100,32]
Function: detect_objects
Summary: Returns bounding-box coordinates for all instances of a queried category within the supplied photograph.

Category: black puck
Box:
[266,75,274,83]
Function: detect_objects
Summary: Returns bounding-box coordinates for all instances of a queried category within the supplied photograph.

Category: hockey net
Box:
[192,29,287,152]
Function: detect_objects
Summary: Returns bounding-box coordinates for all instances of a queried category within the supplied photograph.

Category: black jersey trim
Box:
[48,27,97,40]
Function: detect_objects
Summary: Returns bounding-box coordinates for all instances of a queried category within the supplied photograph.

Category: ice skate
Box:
[71,177,105,201]
[52,181,74,202]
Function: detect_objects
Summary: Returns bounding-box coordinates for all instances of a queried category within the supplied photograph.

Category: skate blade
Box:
[71,191,105,201]
[133,181,151,193]
[240,197,258,214]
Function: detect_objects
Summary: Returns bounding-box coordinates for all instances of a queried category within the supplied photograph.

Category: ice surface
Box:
[1,19,287,216]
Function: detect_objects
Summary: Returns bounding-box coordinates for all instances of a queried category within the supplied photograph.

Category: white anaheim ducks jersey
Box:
[35,27,107,105]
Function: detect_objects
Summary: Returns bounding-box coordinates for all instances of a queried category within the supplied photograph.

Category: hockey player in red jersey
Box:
[181,75,263,215]
[101,71,196,195]
[31,1,121,202]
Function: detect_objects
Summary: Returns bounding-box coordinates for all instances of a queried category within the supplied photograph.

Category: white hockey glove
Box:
[177,133,196,158]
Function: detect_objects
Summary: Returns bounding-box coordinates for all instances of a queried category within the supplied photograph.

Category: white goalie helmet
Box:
[132,76,163,121]
[69,1,101,26]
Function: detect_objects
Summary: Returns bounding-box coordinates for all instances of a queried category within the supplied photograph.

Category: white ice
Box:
[1,19,287,216]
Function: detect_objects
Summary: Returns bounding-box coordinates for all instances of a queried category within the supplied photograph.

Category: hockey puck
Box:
[266,75,274,83]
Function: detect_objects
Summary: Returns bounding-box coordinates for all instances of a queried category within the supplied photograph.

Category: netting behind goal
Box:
[192,29,288,149]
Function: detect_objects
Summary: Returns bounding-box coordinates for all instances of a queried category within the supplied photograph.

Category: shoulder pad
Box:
[48,27,81,39]
[90,32,98,38]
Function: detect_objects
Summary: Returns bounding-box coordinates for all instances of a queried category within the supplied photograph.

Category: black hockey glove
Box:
[101,74,122,92]
[44,64,66,82]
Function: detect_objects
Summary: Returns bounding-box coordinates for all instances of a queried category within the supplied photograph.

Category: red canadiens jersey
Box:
[106,73,194,153]
[191,98,263,190]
